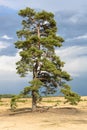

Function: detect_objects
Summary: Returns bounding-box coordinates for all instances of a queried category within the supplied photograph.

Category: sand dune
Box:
[0,96,87,130]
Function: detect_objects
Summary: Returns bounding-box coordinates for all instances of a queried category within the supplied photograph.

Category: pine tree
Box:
[14,7,80,111]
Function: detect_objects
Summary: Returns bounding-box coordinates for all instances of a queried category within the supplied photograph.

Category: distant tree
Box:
[14,7,80,111]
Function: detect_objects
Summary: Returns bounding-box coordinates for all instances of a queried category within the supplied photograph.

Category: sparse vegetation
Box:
[42,99,61,106]
[42,99,61,103]
[0,94,16,98]
[0,96,87,130]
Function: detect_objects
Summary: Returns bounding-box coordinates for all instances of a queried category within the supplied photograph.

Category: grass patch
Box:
[0,103,3,106]
[42,99,61,104]
[80,99,87,102]
[83,99,87,101]
[17,99,28,103]
[0,100,3,106]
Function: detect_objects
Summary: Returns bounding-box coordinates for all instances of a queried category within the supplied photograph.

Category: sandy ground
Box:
[0,96,87,130]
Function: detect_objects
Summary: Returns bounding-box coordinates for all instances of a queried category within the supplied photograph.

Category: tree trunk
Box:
[32,90,37,111]
[32,24,40,111]
[32,65,38,111]
[37,24,40,49]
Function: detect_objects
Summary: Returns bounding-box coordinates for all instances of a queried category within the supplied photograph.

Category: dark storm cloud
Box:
[69,75,87,96]
[0,6,21,37]
[0,5,87,95]
[55,11,87,39]
[1,6,87,55]
[0,6,21,55]
[64,38,87,47]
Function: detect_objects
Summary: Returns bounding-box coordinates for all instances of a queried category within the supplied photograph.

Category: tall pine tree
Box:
[14,7,80,111]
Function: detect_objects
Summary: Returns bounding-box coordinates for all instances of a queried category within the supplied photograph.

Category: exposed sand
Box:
[0,96,87,130]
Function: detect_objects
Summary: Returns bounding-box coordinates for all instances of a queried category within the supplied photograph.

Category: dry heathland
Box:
[0,96,87,130]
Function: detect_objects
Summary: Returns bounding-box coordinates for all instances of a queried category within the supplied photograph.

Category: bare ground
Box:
[0,96,87,130]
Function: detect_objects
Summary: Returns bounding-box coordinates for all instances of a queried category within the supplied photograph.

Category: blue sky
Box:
[0,0,87,95]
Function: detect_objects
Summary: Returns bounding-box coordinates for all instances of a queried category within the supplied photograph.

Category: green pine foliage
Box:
[61,84,81,105]
[14,7,80,110]
[10,95,19,111]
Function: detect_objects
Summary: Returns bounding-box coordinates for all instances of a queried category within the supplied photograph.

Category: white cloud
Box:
[63,56,87,77]
[0,52,20,72]
[0,41,9,50]
[1,45,85,79]
[56,46,87,58]
[75,34,87,40]
[66,34,87,41]
[56,46,87,77]
[0,51,32,80]
[0,43,7,49]
[1,35,13,40]
[0,52,20,80]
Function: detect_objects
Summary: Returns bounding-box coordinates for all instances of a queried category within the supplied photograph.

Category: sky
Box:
[0,0,87,95]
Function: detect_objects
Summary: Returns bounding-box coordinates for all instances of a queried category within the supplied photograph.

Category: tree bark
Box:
[32,66,38,111]
[32,90,37,111]
[37,24,40,49]
[32,24,40,111]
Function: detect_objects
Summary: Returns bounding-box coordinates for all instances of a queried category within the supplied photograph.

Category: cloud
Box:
[0,0,87,12]
[55,11,87,39]
[66,34,87,41]
[69,15,79,24]
[0,42,17,56]
[0,43,7,49]
[56,46,87,58]
[1,4,87,94]
[63,56,87,77]
[1,35,13,40]
[0,51,32,80]
[0,6,87,48]
[56,46,87,77]
[0,52,20,72]
[0,6,20,56]
[0,51,32,94]
[1,45,86,79]
[68,13,87,24]
[0,40,16,56]
[0,52,20,80]
[0,40,9,50]
[0,6,21,38]
[76,34,87,40]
